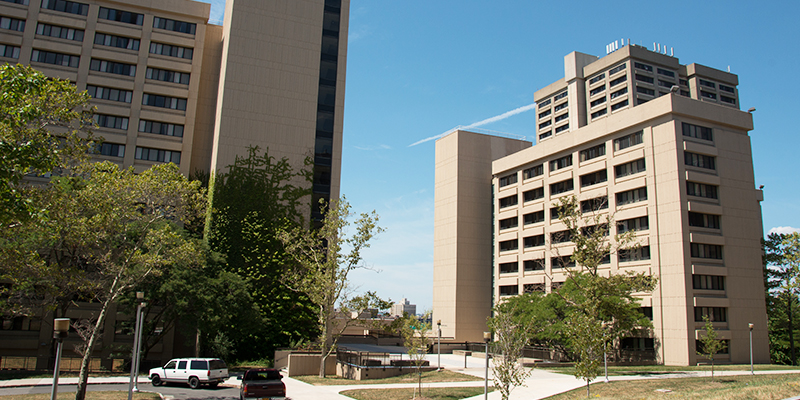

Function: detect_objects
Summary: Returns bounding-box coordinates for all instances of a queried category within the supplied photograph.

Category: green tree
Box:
[399,311,432,398]
[696,315,727,378]
[0,63,95,223]
[205,146,317,360]
[278,197,384,377]
[488,301,534,400]
[764,232,800,365]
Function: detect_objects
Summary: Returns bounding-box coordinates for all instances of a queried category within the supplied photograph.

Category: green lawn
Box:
[536,363,799,376]
[10,393,158,400]
[341,387,492,400]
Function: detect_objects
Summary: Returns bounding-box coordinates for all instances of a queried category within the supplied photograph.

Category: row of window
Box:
[498,245,651,267]
[91,140,179,165]
[36,0,196,35]
[94,114,184,137]
[25,50,192,85]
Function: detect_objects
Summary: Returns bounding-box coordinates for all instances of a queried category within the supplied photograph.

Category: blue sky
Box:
[199,0,800,311]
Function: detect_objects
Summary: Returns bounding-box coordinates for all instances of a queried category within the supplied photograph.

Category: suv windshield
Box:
[209,359,227,370]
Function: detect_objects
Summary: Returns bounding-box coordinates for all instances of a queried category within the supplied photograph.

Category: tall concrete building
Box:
[433,44,769,365]
[0,0,348,369]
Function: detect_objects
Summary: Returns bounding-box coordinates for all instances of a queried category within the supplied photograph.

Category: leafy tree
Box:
[399,311,432,398]
[3,161,205,400]
[764,232,800,365]
[488,301,534,400]
[696,315,727,378]
[0,63,95,224]
[205,146,317,360]
[278,197,384,377]
[491,291,570,354]
[553,195,657,397]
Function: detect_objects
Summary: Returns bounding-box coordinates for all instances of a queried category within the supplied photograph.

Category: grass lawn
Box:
[9,393,159,400]
[341,386,491,400]
[546,373,800,400]
[0,371,143,381]
[536,364,799,376]
[294,370,481,386]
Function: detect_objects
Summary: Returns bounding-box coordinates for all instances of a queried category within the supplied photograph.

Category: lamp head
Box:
[749,323,754,330]
[437,319,441,327]
[747,107,756,113]
[483,331,491,342]
[136,291,144,300]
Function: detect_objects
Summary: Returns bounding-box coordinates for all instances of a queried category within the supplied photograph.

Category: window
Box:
[555,124,570,133]
[682,122,713,141]
[539,120,552,129]
[142,94,187,111]
[581,196,608,213]
[688,212,720,229]
[499,173,517,187]
[41,0,89,16]
[609,63,626,75]
[617,216,649,233]
[31,49,79,67]
[700,91,717,100]
[550,155,572,171]
[635,74,654,84]
[145,67,190,85]
[551,230,571,244]
[499,195,518,209]
[499,217,518,230]
[580,144,605,162]
[634,61,653,72]
[657,68,675,77]
[94,33,139,50]
[720,96,736,105]
[538,98,551,108]
[1,316,42,331]
[658,80,673,88]
[524,259,545,271]
[86,85,132,103]
[614,131,643,151]
[680,79,689,86]
[581,224,608,237]
[699,78,716,89]
[499,285,519,296]
[684,152,715,170]
[619,245,651,262]
[691,243,722,259]
[610,87,627,99]
[135,147,181,164]
[610,75,626,87]
[0,44,19,58]
[693,275,725,290]
[94,114,128,130]
[90,59,135,76]
[523,164,544,179]
[1,16,25,32]
[719,84,735,93]
[615,158,646,178]
[554,91,567,101]
[538,131,552,140]
[580,169,607,188]
[550,204,567,220]
[686,181,718,199]
[95,142,125,158]
[98,7,143,25]
[499,239,518,252]
[538,109,551,118]
[523,187,544,202]
[589,73,605,84]
[694,307,726,322]
[554,102,568,112]
[523,211,544,225]
[636,86,655,96]
[550,179,573,195]
[36,23,83,40]
[153,16,196,35]
[524,234,545,248]
[589,85,605,96]
[591,109,607,119]
[499,262,518,274]
[554,113,569,123]
[551,255,574,269]
[611,99,629,111]
[637,98,650,105]
[150,42,193,60]
[524,283,545,293]
[616,187,647,206]
[1,0,29,4]
[680,90,690,97]
[139,120,184,137]
[590,97,606,107]
[639,307,654,320]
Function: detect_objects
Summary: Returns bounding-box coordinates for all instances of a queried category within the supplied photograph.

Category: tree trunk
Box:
[74,299,111,400]
[585,378,590,398]
[789,293,796,366]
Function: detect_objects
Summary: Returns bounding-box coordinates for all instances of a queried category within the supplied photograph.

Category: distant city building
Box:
[0,0,348,369]
[433,44,769,365]
[391,298,417,317]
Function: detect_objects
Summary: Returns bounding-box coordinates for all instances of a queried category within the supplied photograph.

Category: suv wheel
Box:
[188,376,200,389]
[151,375,162,386]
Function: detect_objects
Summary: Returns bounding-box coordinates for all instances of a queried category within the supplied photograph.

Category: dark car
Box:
[238,368,286,400]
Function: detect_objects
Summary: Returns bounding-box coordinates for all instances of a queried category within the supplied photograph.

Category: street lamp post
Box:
[128,292,147,400]
[749,323,754,375]
[437,320,441,371]
[483,331,491,400]
[50,318,70,400]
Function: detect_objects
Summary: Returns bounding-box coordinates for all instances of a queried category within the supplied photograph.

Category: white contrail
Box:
[408,102,536,147]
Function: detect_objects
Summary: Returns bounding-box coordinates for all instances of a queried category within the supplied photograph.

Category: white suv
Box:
[148,358,228,389]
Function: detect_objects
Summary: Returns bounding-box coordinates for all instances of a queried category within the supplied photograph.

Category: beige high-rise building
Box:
[434,44,769,365]
[0,0,348,368]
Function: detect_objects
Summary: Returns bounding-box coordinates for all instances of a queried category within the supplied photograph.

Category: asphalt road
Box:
[0,383,240,399]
